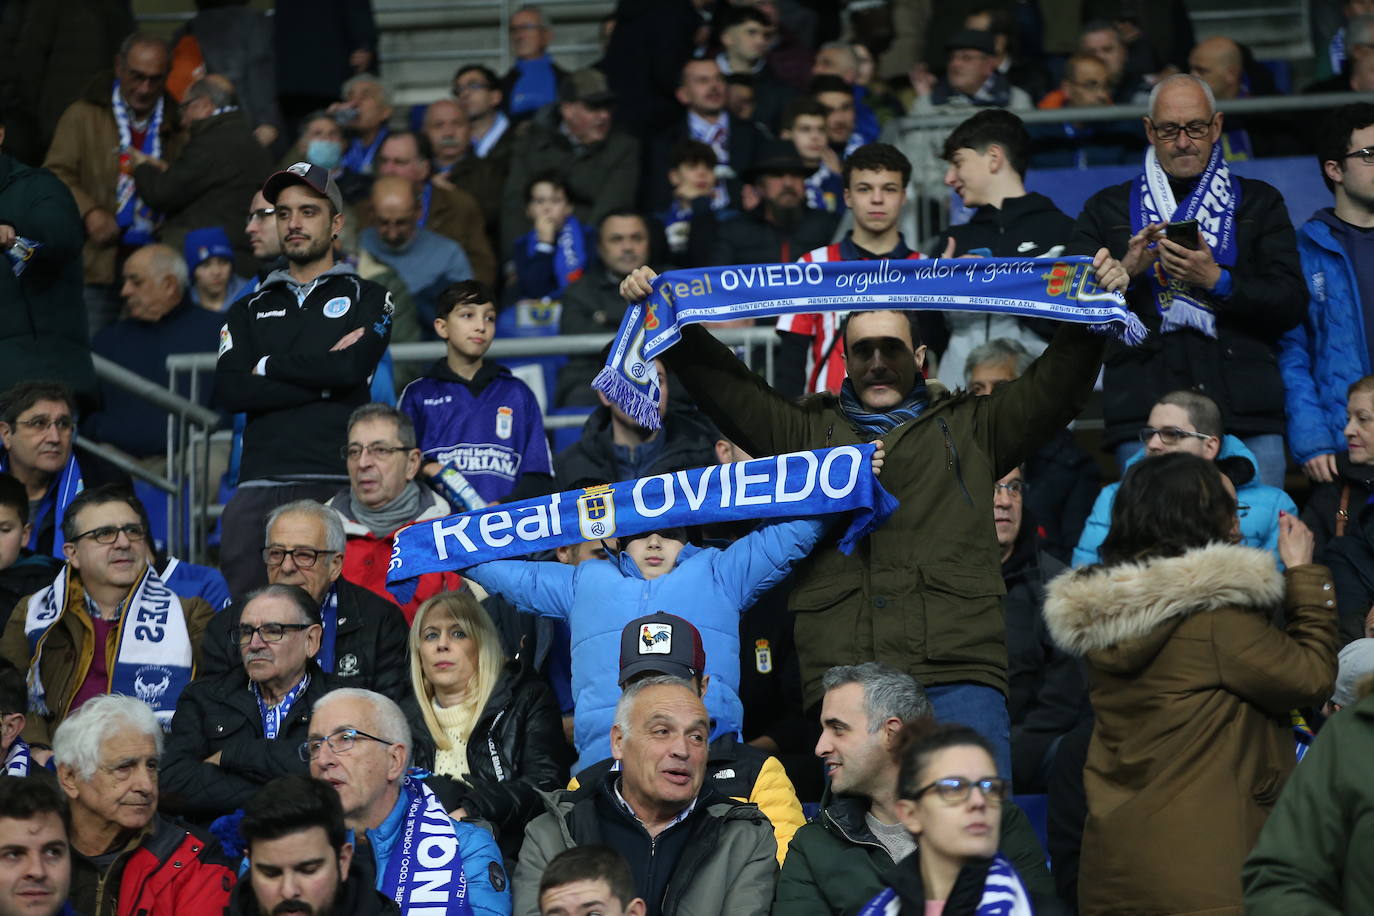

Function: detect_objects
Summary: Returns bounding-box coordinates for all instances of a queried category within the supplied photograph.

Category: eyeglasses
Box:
[15,416,74,434]
[72,523,146,545]
[262,546,336,569]
[454,80,493,95]
[236,622,316,646]
[341,443,412,461]
[121,67,167,87]
[1146,116,1215,141]
[993,480,1027,496]
[299,727,395,762]
[246,206,276,224]
[910,776,1008,805]
[1342,147,1374,166]
[1138,426,1213,446]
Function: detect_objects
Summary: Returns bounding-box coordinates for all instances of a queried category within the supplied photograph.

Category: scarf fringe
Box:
[592,366,661,428]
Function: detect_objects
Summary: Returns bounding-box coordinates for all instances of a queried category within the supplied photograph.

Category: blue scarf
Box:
[856,853,1034,916]
[380,776,475,915]
[418,183,434,228]
[0,452,83,559]
[111,81,163,245]
[341,127,389,175]
[25,565,193,729]
[1129,143,1240,338]
[316,586,339,674]
[594,257,1141,429]
[4,738,31,776]
[388,444,896,602]
[838,378,927,437]
[510,56,557,116]
[523,216,588,296]
[5,236,42,278]
[254,672,311,740]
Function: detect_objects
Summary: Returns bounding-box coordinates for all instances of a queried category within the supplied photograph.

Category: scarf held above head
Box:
[594,256,1140,429]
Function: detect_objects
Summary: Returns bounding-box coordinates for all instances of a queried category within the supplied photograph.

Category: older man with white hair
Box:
[81,242,223,462]
[304,687,510,914]
[54,694,236,915]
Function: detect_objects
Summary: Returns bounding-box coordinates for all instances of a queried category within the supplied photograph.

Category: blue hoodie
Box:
[1073,435,1297,568]
[463,517,829,772]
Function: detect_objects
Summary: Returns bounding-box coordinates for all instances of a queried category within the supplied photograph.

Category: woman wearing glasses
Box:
[854,721,1035,915]
[401,590,569,862]
[1044,452,1338,916]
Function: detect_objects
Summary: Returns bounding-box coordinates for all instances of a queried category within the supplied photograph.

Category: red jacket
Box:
[78,814,235,916]
[327,487,464,623]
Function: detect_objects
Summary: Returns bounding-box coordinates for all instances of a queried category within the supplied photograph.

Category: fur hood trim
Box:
[1043,543,1284,655]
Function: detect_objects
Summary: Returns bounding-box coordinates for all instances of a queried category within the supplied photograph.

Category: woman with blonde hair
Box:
[404,589,569,860]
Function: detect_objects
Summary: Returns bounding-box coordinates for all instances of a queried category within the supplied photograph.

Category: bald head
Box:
[1189,37,1243,101]
[371,176,418,249]
[121,244,186,322]
[182,74,237,127]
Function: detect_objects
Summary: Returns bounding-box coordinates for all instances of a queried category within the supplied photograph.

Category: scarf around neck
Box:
[350,480,425,537]
[838,377,929,437]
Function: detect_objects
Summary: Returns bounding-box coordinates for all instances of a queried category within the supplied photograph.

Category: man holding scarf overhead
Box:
[618,251,1129,783]
[1072,73,1306,488]
[0,485,216,745]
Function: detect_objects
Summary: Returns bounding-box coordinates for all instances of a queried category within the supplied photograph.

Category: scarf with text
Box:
[856,853,1034,916]
[388,444,895,602]
[380,776,475,915]
[0,451,82,559]
[593,256,1140,429]
[25,565,192,728]
[1130,143,1240,338]
[112,82,163,245]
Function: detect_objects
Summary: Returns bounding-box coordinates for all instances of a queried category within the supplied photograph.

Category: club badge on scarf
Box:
[25,565,192,728]
[379,776,475,916]
[1131,142,1240,339]
[593,256,1140,429]
[388,444,897,602]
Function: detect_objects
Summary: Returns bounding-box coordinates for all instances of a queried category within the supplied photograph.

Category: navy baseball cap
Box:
[618,612,706,686]
[262,161,344,215]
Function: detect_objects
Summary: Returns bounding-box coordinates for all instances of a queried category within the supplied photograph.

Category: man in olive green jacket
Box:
[619,250,1126,778]
[1243,690,1374,913]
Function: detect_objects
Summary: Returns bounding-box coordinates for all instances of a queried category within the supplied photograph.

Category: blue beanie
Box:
[184,226,234,273]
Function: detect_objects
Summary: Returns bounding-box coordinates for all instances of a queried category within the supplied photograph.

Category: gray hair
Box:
[117,32,169,65]
[613,675,697,735]
[265,500,346,555]
[313,688,412,770]
[242,583,321,626]
[1149,73,1216,120]
[341,73,389,106]
[965,337,1033,382]
[818,40,859,74]
[185,77,236,110]
[52,694,163,781]
[821,663,932,732]
[347,403,416,449]
[141,243,188,291]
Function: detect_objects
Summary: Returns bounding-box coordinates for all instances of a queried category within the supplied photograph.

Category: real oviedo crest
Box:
[577,484,617,541]
[323,296,351,318]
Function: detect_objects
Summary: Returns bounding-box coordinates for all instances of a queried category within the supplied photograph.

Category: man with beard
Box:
[213,163,393,596]
[706,150,838,268]
[226,774,399,916]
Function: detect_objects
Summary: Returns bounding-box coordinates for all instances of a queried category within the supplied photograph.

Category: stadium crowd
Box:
[0,0,1373,913]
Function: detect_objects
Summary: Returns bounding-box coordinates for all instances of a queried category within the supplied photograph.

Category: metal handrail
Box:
[92,356,220,430]
[73,438,175,494]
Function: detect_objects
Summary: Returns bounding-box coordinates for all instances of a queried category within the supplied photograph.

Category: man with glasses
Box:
[304,688,510,914]
[43,33,186,336]
[1280,104,1374,489]
[203,500,408,702]
[1071,72,1305,488]
[324,404,459,619]
[240,189,285,300]
[1074,389,1296,568]
[451,65,515,179]
[772,663,1056,915]
[55,694,236,915]
[0,485,215,743]
[161,584,334,821]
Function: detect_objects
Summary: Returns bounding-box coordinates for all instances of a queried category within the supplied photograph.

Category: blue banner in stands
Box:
[387,444,897,602]
[591,256,1140,429]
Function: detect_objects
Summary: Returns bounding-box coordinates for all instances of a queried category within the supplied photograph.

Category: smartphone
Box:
[1165,219,1200,250]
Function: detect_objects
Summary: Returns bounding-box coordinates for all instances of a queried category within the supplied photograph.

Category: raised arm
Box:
[462,559,577,620]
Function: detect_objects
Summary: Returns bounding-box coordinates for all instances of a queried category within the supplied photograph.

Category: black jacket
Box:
[212,264,393,482]
[201,578,410,701]
[1318,497,1374,647]
[160,663,338,822]
[1305,450,1374,556]
[405,660,572,860]
[706,205,839,268]
[645,113,769,211]
[131,108,274,275]
[0,552,62,631]
[1071,175,1306,446]
[224,855,400,915]
[1002,525,1089,793]
[554,405,718,490]
[1024,428,1100,563]
[0,152,98,410]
